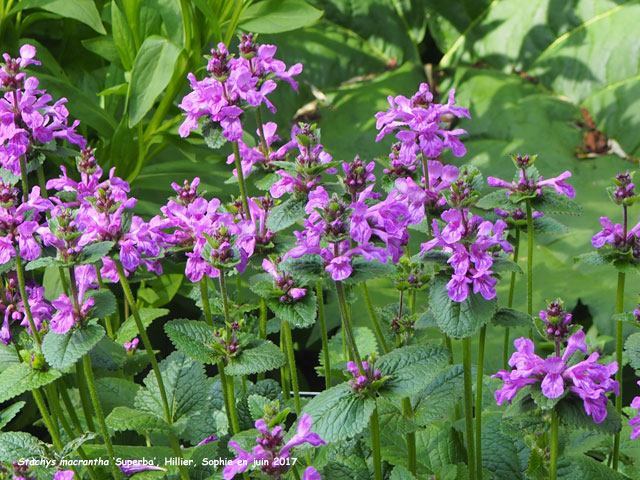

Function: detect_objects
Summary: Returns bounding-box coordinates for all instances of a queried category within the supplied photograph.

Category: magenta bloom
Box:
[492,331,619,423]
[630,381,640,440]
[223,413,325,479]
[487,167,575,199]
[263,258,306,302]
[197,435,217,446]
[118,460,166,477]
[53,471,74,480]
[226,122,288,177]
[50,265,97,334]
[123,337,139,355]
[303,467,322,480]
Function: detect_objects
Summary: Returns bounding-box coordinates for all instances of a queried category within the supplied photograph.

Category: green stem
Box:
[401,397,416,475]
[59,381,83,435]
[335,282,364,374]
[504,227,521,369]
[549,409,559,480]
[82,355,122,479]
[255,106,268,154]
[233,141,252,222]
[280,328,291,400]
[525,199,534,337]
[462,338,477,480]
[370,405,383,480]
[32,388,63,450]
[14,253,41,349]
[360,283,389,354]
[316,281,331,388]
[200,278,214,327]
[282,320,301,415]
[217,360,234,433]
[116,261,174,425]
[475,325,486,480]
[612,271,625,470]
[75,362,96,431]
[226,369,241,435]
[258,298,268,382]
[19,154,29,200]
[95,269,114,339]
[445,335,454,364]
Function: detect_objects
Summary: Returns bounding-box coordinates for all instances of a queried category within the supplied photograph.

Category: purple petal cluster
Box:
[0,184,51,263]
[375,83,470,161]
[612,171,636,205]
[235,196,276,254]
[123,337,139,355]
[487,168,575,199]
[539,299,573,341]
[420,208,512,302]
[53,471,74,480]
[630,381,640,440]
[223,413,325,479]
[0,271,52,344]
[342,156,375,199]
[1,45,85,175]
[226,122,288,178]
[50,265,98,334]
[263,258,306,302]
[492,331,619,423]
[346,360,382,393]
[179,34,301,141]
[591,215,640,255]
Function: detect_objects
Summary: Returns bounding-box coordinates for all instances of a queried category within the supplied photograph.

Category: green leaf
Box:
[0,431,47,461]
[377,344,450,398]
[61,432,98,458]
[414,364,464,427]
[0,363,62,403]
[556,397,621,434]
[42,323,105,370]
[625,332,640,370]
[390,466,418,480]
[480,413,528,480]
[78,241,114,265]
[0,401,25,430]
[530,385,568,411]
[491,256,523,273]
[267,292,317,328]
[491,308,533,328]
[137,272,184,308]
[247,394,271,421]
[111,0,136,70]
[128,36,182,127]
[477,190,513,210]
[319,327,378,375]
[95,377,140,415]
[534,215,569,234]
[82,36,120,64]
[532,191,583,216]
[89,336,127,370]
[225,339,286,376]
[201,119,228,149]
[11,0,106,34]
[86,289,117,319]
[302,383,375,443]
[345,258,396,284]
[557,454,627,480]
[106,406,174,434]
[117,308,169,343]
[135,351,209,423]
[164,319,221,364]
[266,197,307,232]
[281,255,325,285]
[248,273,275,298]
[573,251,610,267]
[157,0,184,46]
[239,0,323,34]
[420,250,451,265]
[429,272,497,339]
[25,255,59,271]
[0,343,20,372]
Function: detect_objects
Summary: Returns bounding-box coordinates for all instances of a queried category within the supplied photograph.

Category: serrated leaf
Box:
[164,319,221,364]
[61,432,98,458]
[95,377,140,415]
[0,363,62,403]
[225,339,285,376]
[491,256,523,273]
[0,401,25,430]
[377,344,450,398]
[556,397,620,434]
[201,119,228,149]
[430,272,497,339]
[531,191,583,215]
[625,332,640,370]
[556,454,627,480]
[266,197,307,232]
[281,255,325,284]
[107,406,174,434]
[117,308,169,343]
[477,190,513,210]
[42,323,105,370]
[302,383,375,443]
[267,292,317,328]
[420,250,451,265]
[480,413,527,480]
[0,431,47,461]
[247,394,271,421]
[135,351,209,424]
[491,308,533,328]
[344,258,396,284]
[414,364,464,427]
[78,241,114,265]
[86,289,117,319]
[248,273,274,298]
[377,397,418,437]
[530,385,568,410]
[409,424,464,472]
[25,255,59,271]
[533,215,568,234]
[89,336,127,370]
[390,466,418,480]
[0,343,19,372]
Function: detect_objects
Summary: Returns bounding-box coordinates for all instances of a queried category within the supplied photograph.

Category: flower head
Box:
[629,380,640,440]
[539,299,573,341]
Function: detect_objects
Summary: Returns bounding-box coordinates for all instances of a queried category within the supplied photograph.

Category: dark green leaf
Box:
[106,406,174,434]
[281,255,325,284]
[0,431,47,461]
[414,364,464,427]
[532,191,583,216]
[267,292,317,328]
[89,336,127,370]
[0,363,62,403]
[266,197,307,232]
[625,332,640,370]
[480,413,528,480]
[557,397,620,434]
[117,308,169,343]
[164,319,221,364]
[345,258,395,284]
[95,377,140,415]
[0,401,25,430]
[78,241,114,265]
[86,289,117,319]
[11,0,106,34]
[42,323,105,370]
[201,119,228,149]
[225,339,286,376]
[239,0,323,34]
[491,308,533,328]
[111,1,136,70]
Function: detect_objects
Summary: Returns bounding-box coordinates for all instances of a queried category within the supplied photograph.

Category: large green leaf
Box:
[267,292,317,328]
[429,272,497,339]
[413,364,464,427]
[480,413,528,480]
[625,332,640,371]
[106,406,175,434]
[42,324,105,370]
[128,36,182,127]
[239,0,323,34]
[11,0,106,34]
[0,364,62,403]
[225,339,286,376]
[135,351,209,424]
[117,308,169,343]
[302,383,375,443]
[0,401,25,430]
[377,343,450,398]
[0,431,47,461]
[164,319,221,364]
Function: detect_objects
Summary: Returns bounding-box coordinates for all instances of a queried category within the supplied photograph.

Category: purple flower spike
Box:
[630,381,640,440]
[0,272,52,344]
[118,460,166,477]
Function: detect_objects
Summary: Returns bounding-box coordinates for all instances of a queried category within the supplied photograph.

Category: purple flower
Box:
[123,337,139,355]
[118,460,166,477]
[303,467,322,480]
[226,122,288,178]
[53,471,74,480]
[346,360,382,393]
[630,381,640,440]
[263,258,306,302]
[223,413,325,479]
[539,299,573,341]
[487,167,575,199]
[492,331,618,423]
[50,266,97,334]
[197,435,217,446]
[342,156,376,198]
[375,83,470,160]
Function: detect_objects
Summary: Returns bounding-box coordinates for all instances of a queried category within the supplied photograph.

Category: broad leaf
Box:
[78,241,114,265]
[239,0,323,34]
[86,289,117,319]
[225,339,286,376]
[267,292,317,328]
[266,197,307,232]
[164,319,221,364]
[0,431,47,461]
[0,401,25,430]
[491,308,533,328]
[95,377,140,415]
[11,0,106,34]
[89,336,127,370]
[480,413,528,480]
[302,383,375,443]
[117,308,169,343]
[345,258,396,284]
[625,332,640,371]
[42,323,105,370]
[414,364,464,427]
[430,272,496,339]
[0,363,62,403]
[281,255,325,284]
[556,397,621,434]
[107,406,175,434]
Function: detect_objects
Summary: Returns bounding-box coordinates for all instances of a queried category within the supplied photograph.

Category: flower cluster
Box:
[610,171,637,206]
[226,122,289,178]
[0,271,52,344]
[262,258,306,302]
[341,156,376,199]
[1,45,85,175]
[421,208,512,302]
[179,34,301,141]
[50,265,97,334]
[346,360,382,393]
[494,207,543,226]
[123,337,139,355]
[223,413,325,479]
[630,381,640,440]
[492,331,618,423]
[375,83,470,161]
[539,299,573,342]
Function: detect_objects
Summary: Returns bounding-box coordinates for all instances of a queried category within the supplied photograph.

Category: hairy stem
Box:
[462,338,477,480]
[370,406,383,480]
[612,271,625,470]
[504,226,520,369]
[335,282,364,374]
[475,325,486,479]
[14,253,41,348]
[233,141,252,222]
[549,409,559,480]
[282,320,301,414]
[316,281,331,388]
[218,272,241,435]
[402,397,416,475]
[361,282,389,354]
[525,199,534,338]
